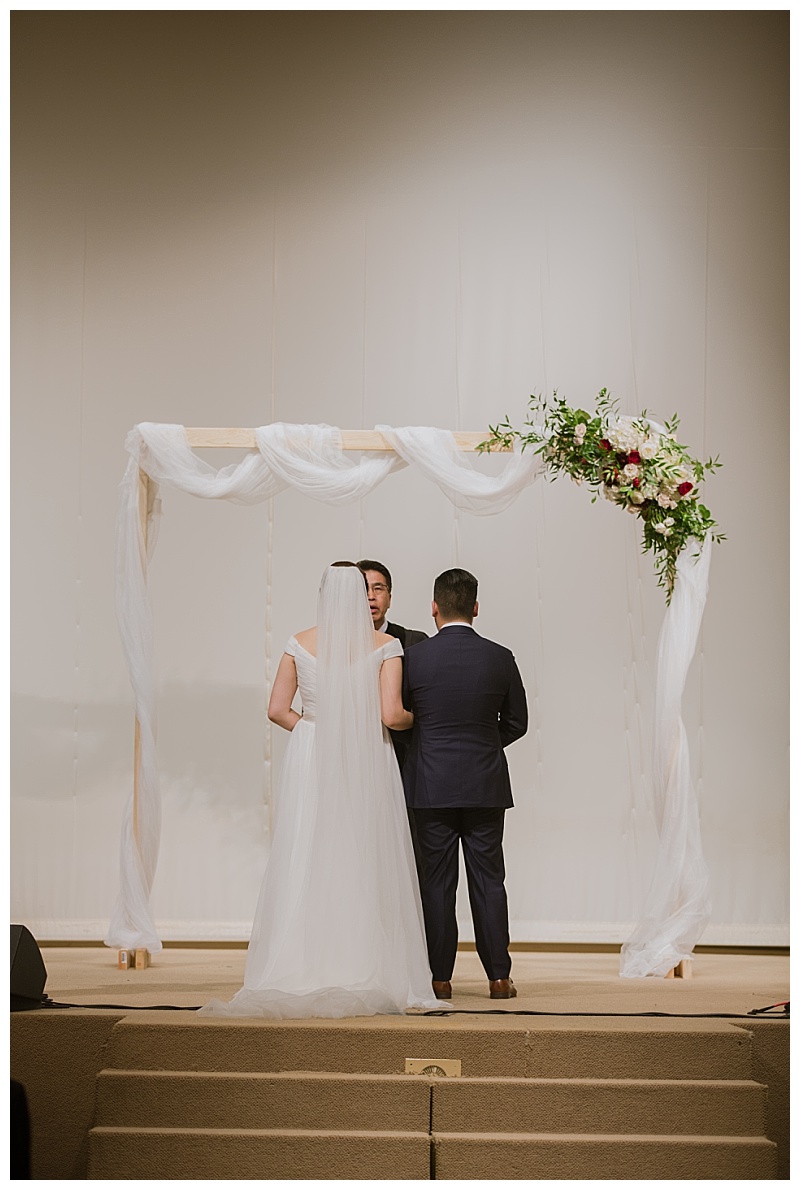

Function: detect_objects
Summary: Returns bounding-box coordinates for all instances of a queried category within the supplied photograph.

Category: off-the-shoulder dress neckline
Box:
[290,634,396,661]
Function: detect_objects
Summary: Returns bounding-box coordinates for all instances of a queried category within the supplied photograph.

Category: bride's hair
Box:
[330,560,367,587]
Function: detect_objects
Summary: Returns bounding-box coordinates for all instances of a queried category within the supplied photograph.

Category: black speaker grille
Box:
[10,924,47,1011]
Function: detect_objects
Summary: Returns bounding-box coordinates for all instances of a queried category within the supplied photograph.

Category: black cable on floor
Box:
[37,997,202,1011]
[420,1003,789,1020]
[32,998,788,1018]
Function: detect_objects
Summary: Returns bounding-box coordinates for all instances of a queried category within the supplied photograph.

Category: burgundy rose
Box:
[632,477,640,488]
[599,439,611,451]
[627,450,641,464]
[677,481,693,496]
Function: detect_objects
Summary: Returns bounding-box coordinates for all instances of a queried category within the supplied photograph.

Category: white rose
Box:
[574,423,587,439]
[657,493,672,508]
[626,503,640,514]
[639,437,660,459]
[630,491,644,504]
[664,517,674,527]
[623,463,639,480]
[606,418,637,451]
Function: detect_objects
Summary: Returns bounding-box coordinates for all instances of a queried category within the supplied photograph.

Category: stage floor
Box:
[39,946,788,1019]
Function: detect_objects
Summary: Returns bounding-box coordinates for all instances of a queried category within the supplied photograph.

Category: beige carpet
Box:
[39,945,788,1018]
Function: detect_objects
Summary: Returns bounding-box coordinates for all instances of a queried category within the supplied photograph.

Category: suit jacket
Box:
[384,621,429,650]
[383,621,428,767]
[401,625,528,809]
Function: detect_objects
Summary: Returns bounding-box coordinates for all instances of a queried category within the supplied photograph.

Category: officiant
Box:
[357,558,428,771]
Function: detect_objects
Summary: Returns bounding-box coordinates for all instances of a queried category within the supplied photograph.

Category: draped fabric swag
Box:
[108,422,711,977]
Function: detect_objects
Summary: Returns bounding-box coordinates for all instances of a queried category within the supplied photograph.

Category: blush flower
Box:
[479,389,722,603]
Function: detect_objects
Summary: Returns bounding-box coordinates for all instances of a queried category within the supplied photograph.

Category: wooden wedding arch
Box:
[117,422,705,981]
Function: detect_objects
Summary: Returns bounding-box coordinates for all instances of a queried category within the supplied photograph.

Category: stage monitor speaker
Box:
[11,924,47,1011]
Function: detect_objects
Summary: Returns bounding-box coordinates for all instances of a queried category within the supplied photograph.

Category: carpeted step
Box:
[431,1076,768,1137]
[87,1124,779,1180]
[94,1069,768,1140]
[87,1125,431,1180]
[432,1131,778,1180]
[101,1015,755,1081]
[94,1071,431,1131]
[85,1018,777,1180]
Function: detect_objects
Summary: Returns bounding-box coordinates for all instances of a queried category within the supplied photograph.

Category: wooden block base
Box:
[664,959,693,979]
[117,948,151,969]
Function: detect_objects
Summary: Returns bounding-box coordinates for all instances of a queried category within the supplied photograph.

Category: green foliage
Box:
[479,390,725,602]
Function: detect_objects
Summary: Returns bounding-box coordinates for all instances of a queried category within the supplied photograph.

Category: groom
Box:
[401,568,528,999]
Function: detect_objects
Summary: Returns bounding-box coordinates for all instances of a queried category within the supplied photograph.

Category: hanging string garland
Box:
[479,389,725,601]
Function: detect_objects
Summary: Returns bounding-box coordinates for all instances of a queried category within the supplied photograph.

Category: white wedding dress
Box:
[201,631,441,1019]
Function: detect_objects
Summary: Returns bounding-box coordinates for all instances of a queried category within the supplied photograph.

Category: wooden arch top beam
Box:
[184,428,509,451]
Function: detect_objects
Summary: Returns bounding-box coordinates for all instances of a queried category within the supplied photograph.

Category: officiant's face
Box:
[363,570,391,627]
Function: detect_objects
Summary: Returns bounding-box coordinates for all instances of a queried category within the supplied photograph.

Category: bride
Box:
[201,562,442,1018]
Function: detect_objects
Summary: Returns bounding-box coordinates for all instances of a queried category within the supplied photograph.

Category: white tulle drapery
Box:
[376,425,543,514]
[108,422,711,977]
[619,537,713,977]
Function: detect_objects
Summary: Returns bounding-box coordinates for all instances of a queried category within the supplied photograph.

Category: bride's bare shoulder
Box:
[375,631,397,651]
[294,627,317,651]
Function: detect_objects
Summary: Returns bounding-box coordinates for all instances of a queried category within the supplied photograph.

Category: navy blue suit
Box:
[401,624,528,981]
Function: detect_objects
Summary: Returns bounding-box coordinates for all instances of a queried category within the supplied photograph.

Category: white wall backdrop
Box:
[11,11,788,945]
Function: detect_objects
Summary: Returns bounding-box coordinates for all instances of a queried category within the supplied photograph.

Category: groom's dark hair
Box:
[433,568,478,621]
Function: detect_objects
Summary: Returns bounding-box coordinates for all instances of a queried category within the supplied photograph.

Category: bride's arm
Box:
[268,653,302,731]
[380,656,413,731]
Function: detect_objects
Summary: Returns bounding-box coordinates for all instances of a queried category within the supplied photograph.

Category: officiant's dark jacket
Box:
[384,621,428,770]
[385,621,428,651]
[401,624,528,808]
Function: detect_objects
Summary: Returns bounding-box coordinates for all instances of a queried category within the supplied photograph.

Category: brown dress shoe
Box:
[489,978,517,999]
[432,980,452,1000]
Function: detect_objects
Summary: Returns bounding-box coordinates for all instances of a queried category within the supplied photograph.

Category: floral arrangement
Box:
[479,389,724,601]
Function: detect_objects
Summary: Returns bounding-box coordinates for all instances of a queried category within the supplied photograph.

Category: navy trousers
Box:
[412,807,511,982]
